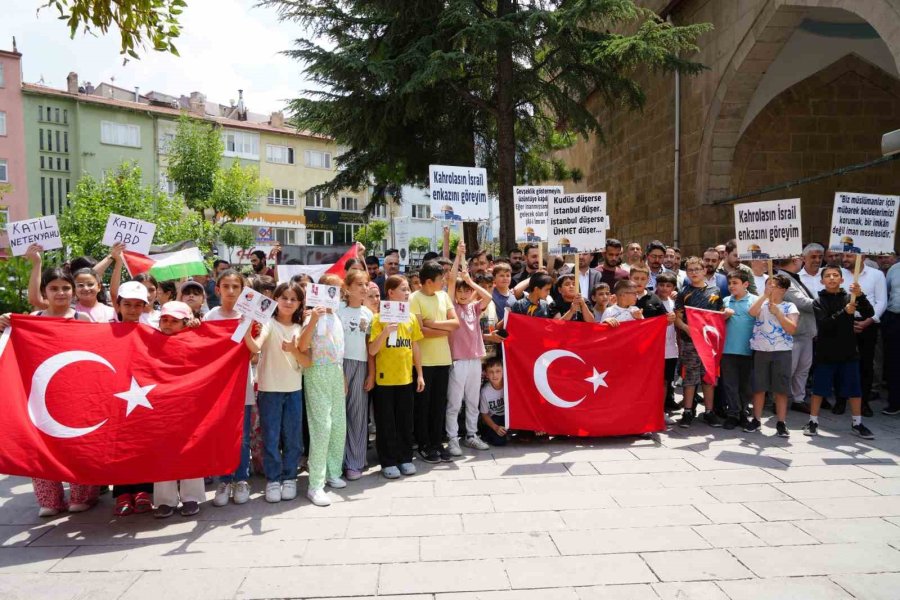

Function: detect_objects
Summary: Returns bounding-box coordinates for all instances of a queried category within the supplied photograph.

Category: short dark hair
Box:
[703,247,719,257]
[821,265,843,279]
[419,260,444,284]
[614,279,635,294]
[251,274,276,294]
[526,272,552,291]
[591,282,611,295]
[645,240,666,255]
[213,259,230,270]
[437,257,452,267]
[605,238,623,250]
[251,250,267,261]
[727,269,749,283]
[484,356,503,371]
[508,247,523,256]
[656,272,677,286]
[423,251,439,262]
[474,272,494,286]
[523,243,538,255]
[365,255,380,266]
[771,273,791,289]
[725,239,738,254]
[468,249,487,261]
[775,257,796,268]
[385,248,399,257]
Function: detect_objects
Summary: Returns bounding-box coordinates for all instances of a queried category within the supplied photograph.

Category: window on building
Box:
[223,130,259,160]
[371,203,387,219]
[47,129,52,152]
[101,121,141,147]
[0,63,4,88]
[63,132,69,153]
[56,157,61,170]
[0,111,6,136]
[158,131,175,154]
[306,191,331,209]
[58,178,64,211]
[48,176,54,212]
[40,156,45,170]
[304,150,331,169]
[55,130,60,152]
[338,222,363,245]
[65,158,69,171]
[274,227,297,245]
[0,159,7,182]
[267,188,296,207]
[411,204,431,219]
[46,107,51,122]
[306,230,332,245]
[63,109,68,125]
[39,128,44,150]
[54,108,60,123]
[40,177,46,214]
[340,196,359,211]
[266,144,294,165]
[0,208,8,228]
[38,105,43,122]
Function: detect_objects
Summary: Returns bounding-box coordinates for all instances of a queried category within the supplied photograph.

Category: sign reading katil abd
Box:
[829,191,899,255]
[514,185,563,243]
[6,216,63,256]
[429,164,488,222]
[734,198,803,260]
[102,213,156,256]
[547,193,608,255]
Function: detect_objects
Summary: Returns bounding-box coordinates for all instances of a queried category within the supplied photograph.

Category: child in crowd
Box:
[73,267,116,323]
[338,270,373,481]
[157,280,177,305]
[369,275,425,478]
[178,280,206,319]
[591,283,611,321]
[364,281,381,314]
[154,301,205,518]
[601,280,644,327]
[655,273,680,413]
[550,274,594,322]
[411,261,459,463]
[491,262,515,322]
[475,272,502,358]
[631,265,667,318]
[745,275,799,437]
[245,282,309,503]
[253,275,277,298]
[247,273,277,478]
[479,357,508,446]
[408,273,422,293]
[299,274,347,507]
[206,269,256,507]
[805,267,875,439]
[721,270,757,430]
[446,244,492,455]
[675,256,725,428]
[509,273,553,318]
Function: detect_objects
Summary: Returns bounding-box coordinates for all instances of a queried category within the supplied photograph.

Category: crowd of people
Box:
[1,234,899,520]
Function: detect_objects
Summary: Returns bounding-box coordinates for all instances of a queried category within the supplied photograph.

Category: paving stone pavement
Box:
[4,407,900,599]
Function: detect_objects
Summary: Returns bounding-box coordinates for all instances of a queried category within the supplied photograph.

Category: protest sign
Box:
[306,283,342,311]
[232,286,278,342]
[380,300,410,345]
[829,191,899,255]
[394,216,411,266]
[547,193,608,254]
[514,186,563,243]
[6,215,62,256]
[734,198,802,260]
[429,164,488,222]
[102,213,156,256]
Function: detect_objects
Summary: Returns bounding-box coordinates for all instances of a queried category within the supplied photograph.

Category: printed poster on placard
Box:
[380,301,409,324]
[6,215,63,256]
[306,283,342,311]
[547,193,608,255]
[102,213,156,256]
[394,216,411,266]
[429,164,488,222]
[829,192,899,255]
[734,198,803,260]
[513,186,562,243]
[235,287,278,324]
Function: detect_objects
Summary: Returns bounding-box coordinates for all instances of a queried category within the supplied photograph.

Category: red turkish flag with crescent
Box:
[0,315,250,484]
[503,313,666,437]
[685,307,727,385]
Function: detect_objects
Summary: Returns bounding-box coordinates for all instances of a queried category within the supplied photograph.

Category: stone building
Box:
[558,0,900,255]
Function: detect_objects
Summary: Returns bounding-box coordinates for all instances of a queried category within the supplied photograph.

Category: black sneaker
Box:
[882,406,900,416]
[851,423,875,440]
[439,448,454,462]
[418,449,440,464]
[678,411,694,428]
[723,416,739,430]
[802,421,818,436]
[776,421,790,438]
[743,418,761,433]
[180,501,200,517]
[703,411,723,428]
[153,504,174,519]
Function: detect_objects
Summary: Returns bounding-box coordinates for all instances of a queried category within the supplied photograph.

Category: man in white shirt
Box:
[799,243,824,296]
[664,246,687,288]
[576,252,602,303]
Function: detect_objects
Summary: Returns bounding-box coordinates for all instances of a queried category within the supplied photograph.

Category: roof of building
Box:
[242,211,306,226]
[21,82,329,142]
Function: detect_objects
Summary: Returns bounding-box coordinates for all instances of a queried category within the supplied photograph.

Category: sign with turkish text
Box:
[379,301,409,324]
[394,216,411,266]
[102,213,156,256]
[234,287,278,324]
[306,283,341,311]
[734,198,802,260]
[548,193,608,255]
[514,185,563,243]
[429,164,488,222]
[6,215,63,256]
[829,191,899,255]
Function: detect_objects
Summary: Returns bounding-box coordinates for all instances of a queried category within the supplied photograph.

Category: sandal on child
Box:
[133,491,152,514]
[114,494,134,517]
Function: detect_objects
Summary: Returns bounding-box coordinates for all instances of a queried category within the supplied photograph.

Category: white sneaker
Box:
[38,507,59,518]
[233,481,251,504]
[306,488,331,507]
[463,436,490,451]
[68,503,91,513]
[213,482,232,507]
[326,477,347,489]
[447,437,463,456]
[281,479,298,501]
[265,481,282,503]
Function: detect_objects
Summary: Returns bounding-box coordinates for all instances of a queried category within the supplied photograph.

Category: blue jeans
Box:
[220,405,253,483]
[257,390,304,483]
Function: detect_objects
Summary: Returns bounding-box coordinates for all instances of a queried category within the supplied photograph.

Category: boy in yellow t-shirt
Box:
[369,275,425,479]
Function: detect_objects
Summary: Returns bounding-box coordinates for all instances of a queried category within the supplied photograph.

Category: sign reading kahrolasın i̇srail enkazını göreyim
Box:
[734,198,802,260]
[429,165,488,222]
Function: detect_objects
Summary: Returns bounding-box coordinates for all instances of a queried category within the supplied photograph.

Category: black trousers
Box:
[374,383,415,468]
[883,313,900,409]
[664,358,677,406]
[857,321,879,403]
[415,365,450,453]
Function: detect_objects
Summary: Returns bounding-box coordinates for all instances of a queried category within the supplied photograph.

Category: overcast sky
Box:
[0,0,316,114]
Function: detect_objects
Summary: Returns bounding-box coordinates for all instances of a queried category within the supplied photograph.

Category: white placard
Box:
[734,198,803,260]
[394,216,411,266]
[306,283,341,311]
[547,193,608,255]
[6,215,62,256]
[514,186,562,243]
[234,287,278,324]
[379,301,409,324]
[102,213,156,255]
[829,191,899,255]
[429,164,488,222]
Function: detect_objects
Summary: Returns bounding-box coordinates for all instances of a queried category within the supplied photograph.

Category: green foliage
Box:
[43,0,184,60]
[448,232,460,254]
[58,162,213,260]
[219,223,256,263]
[409,236,431,253]
[210,161,268,225]
[166,115,223,213]
[355,220,389,252]
[0,258,32,314]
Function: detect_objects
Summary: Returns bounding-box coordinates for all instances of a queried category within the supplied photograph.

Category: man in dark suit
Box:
[701,247,729,298]
[575,252,603,303]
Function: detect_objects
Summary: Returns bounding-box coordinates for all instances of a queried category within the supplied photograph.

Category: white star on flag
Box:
[114,377,156,416]
[585,368,608,393]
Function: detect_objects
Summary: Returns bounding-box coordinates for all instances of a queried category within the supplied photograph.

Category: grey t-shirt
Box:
[479,383,505,417]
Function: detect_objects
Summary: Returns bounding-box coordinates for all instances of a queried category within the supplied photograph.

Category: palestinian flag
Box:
[123,247,208,281]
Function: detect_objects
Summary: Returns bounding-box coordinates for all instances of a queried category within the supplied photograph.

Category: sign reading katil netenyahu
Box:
[6,216,63,256]
[429,164,488,222]
[829,192,899,255]
[514,186,563,243]
[548,193,607,255]
[734,198,802,259]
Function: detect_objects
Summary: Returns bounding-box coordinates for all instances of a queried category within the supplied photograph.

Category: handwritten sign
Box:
[734,198,803,260]
[102,213,156,255]
[548,193,608,255]
[429,164,488,222]
[829,191,899,255]
[6,215,62,256]
[514,186,562,243]
[306,283,341,311]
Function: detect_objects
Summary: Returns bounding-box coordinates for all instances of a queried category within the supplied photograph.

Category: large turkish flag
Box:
[504,313,666,437]
[0,315,250,484]
[685,307,727,385]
